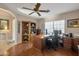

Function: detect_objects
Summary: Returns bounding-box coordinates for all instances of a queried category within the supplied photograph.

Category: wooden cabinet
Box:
[64,37,79,55]
[72,38,79,55]
[22,21,36,43]
[64,37,79,51]
[64,37,72,49]
[77,45,79,55]
[73,38,79,46]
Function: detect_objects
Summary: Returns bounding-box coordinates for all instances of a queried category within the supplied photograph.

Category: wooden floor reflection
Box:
[7,43,77,56]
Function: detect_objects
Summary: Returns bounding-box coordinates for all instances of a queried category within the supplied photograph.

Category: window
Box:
[45,21,54,35]
[45,20,65,35]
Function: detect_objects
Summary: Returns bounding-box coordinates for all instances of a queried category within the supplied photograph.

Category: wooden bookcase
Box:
[22,21,36,43]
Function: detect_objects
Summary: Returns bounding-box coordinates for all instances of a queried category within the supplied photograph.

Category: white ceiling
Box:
[1,3,79,18]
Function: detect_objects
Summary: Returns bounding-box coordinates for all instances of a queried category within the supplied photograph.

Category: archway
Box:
[0,8,17,55]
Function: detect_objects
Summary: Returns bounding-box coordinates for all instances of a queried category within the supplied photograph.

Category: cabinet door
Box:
[22,22,29,42]
[64,39,71,48]
[74,39,79,46]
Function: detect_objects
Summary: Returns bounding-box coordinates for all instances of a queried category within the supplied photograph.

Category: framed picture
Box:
[0,19,9,30]
[67,18,79,28]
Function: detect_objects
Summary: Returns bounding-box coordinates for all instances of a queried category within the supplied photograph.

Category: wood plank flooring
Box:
[7,43,77,56]
[43,48,77,56]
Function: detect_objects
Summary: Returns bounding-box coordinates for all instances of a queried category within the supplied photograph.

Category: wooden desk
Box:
[64,37,79,48]
[64,37,72,49]
[73,38,79,47]
[33,35,45,51]
[64,37,79,55]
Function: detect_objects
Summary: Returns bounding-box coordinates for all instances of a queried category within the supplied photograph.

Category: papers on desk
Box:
[44,35,50,37]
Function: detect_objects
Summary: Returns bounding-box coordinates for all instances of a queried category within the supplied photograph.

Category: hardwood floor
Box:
[7,42,77,56]
[43,48,77,56]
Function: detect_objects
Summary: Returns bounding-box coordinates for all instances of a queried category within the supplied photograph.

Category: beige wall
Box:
[1,5,79,44]
[32,10,79,35]
[56,10,79,36]
[0,8,38,55]
[0,8,16,55]
[0,8,14,41]
[47,10,79,36]
[36,18,45,33]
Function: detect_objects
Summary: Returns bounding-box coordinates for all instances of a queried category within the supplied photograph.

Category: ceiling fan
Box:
[22,3,50,16]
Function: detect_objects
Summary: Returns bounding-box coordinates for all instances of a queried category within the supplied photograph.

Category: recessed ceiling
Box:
[1,3,79,18]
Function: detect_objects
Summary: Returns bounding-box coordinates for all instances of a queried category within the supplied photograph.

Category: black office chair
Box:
[45,36,53,49]
[52,36,59,49]
[52,30,60,49]
[45,30,60,50]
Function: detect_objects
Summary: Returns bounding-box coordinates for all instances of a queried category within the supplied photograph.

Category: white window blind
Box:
[45,20,65,35]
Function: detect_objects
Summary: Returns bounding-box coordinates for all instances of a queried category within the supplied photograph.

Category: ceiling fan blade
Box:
[29,12,34,15]
[22,7,33,10]
[37,12,41,16]
[34,3,41,11]
[39,10,50,12]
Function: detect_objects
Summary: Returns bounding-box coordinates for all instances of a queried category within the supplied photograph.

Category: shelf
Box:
[22,21,36,42]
